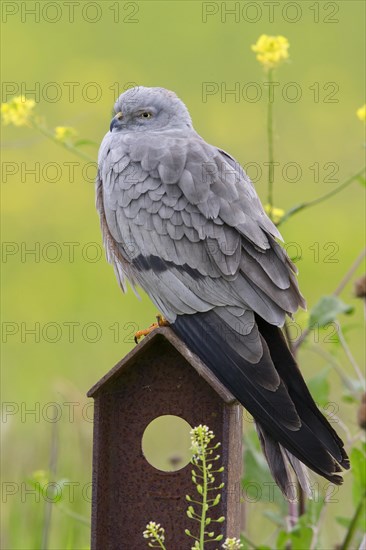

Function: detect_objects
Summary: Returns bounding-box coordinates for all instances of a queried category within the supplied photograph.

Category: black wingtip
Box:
[172,311,350,489]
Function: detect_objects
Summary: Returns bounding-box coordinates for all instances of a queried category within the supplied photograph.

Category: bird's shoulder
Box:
[98,127,282,247]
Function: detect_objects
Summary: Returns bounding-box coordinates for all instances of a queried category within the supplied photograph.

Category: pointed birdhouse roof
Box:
[87,326,236,404]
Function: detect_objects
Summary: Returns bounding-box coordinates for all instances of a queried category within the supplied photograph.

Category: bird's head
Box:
[109,86,192,133]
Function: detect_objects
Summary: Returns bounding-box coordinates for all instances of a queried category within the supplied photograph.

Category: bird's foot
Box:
[134,314,170,344]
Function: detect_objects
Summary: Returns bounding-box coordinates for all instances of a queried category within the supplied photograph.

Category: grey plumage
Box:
[98,88,300,326]
[96,86,349,496]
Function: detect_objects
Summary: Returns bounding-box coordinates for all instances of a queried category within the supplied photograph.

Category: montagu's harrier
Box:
[96,86,349,497]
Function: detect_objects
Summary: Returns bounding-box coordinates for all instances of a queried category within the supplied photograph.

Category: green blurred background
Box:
[1,1,365,548]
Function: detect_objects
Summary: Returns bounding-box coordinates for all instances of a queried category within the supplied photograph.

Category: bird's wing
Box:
[97,129,348,492]
[97,130,304,328]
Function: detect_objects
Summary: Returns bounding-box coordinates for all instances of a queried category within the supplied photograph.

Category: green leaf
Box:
[276,529,290,549]
[307,368,330,406]
[290,525,313,549]
[307,493,325,525]
[357,175,366,187]
[308,295,354,328]
[277,515,314,550]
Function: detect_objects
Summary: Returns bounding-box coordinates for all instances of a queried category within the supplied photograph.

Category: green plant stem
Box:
[200,449,208,549]
[310,498,328,550]
[333,247,366,296]
[336,322,365,386]
[58,504,91,527]
[41,421,58,550]
[308,345,357,395]
[154,538,167,550]
[278,167,365,226]
[33,120,96,163]
[266,68,275,220]
[240,532,259,549]
[340,492,365,550]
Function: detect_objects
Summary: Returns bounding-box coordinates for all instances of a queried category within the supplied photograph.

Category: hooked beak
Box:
[110,111,123,132]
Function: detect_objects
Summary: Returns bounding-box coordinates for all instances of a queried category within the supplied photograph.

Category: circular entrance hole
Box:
[142,415,192,472]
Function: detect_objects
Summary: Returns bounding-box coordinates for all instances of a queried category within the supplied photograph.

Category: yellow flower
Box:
[251,35,290,70]
[31,470,49,484]
[356,104,366,122]
[1,95,35,126]
[54,126,78,143]
[264,204,285,224]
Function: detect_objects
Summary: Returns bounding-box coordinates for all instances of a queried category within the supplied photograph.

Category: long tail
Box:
[172,310,350,497]
[255,422,312,499]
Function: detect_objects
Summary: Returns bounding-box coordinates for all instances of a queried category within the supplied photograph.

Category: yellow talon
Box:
[134,315,170,344]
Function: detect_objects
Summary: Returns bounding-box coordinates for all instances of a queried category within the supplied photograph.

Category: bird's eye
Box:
[140,112,152,119]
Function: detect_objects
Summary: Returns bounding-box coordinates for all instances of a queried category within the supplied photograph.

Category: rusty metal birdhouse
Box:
[87,327,242,549]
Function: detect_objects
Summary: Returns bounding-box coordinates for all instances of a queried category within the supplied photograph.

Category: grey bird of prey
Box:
[96,86,349,497]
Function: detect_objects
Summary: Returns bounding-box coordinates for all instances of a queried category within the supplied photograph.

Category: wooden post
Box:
[88,327,242,549]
